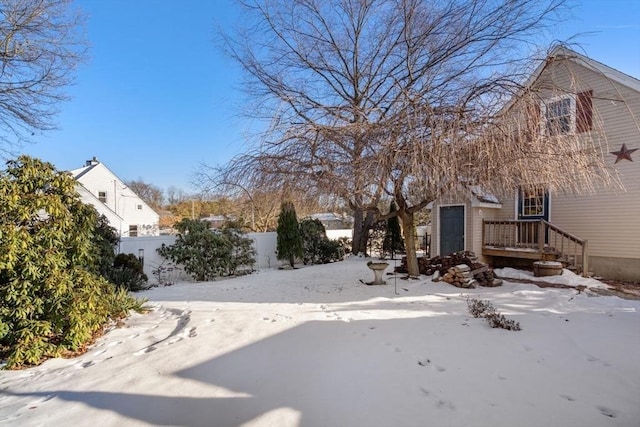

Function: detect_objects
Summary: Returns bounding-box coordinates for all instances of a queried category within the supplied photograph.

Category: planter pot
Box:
[533,261,563,277]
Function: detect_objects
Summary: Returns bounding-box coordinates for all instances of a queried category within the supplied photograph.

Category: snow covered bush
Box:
[467,298,521,331]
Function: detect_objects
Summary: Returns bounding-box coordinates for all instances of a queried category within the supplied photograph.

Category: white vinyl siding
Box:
[74,163,160,237]
[522,60,640,260]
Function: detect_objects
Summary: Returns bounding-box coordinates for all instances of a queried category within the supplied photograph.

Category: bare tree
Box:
[126,178,165,211]
[0,0,86,152]
[211,0,571,257]
[195,164,332,232]
[212,0,620,276]
[166,186,188,205]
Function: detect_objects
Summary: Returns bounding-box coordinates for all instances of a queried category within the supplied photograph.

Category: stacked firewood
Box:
[473,266,503,287]
[396,251,502,287]
[440,264,476,288]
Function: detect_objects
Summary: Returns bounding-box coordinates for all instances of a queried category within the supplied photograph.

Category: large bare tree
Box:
[210,0,617,275]
[0,0,86,152]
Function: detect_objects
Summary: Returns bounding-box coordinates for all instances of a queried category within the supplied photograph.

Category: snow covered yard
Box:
[1,259,639,427]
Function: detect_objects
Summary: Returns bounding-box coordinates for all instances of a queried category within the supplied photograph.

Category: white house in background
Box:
[70,157,160,237]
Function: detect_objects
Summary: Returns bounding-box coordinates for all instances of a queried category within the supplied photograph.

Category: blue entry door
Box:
[517,188,550,244]
[440,206,464,256]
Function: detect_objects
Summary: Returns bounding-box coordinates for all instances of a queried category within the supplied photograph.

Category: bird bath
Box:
[366,262,389,285]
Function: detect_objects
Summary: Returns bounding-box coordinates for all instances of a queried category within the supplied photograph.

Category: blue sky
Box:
[16,0,640,195]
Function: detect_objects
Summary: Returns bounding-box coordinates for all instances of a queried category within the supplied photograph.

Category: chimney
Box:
[85,156,99,166]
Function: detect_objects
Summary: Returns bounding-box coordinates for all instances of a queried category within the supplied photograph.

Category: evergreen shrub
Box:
[158,219,255,281]
[0,156,142,369]
[108,253,149,292]
[276,201,303,268]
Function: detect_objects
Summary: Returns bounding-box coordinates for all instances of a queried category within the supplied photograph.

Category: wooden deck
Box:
[482,220,589,276]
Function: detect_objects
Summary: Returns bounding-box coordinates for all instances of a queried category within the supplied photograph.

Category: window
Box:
[544,96,574,136]
[521,189,545,217]
[541,90,593,136]
[129,225,138,237]
[137,204,143,210]
[98,191,107,203]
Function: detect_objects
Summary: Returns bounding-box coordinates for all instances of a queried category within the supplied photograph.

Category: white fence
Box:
[120,232,279,283]
[120,229,352,284]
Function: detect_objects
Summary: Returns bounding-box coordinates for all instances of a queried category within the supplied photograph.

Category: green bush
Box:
[276,201,303,268]
[300,218,327,265]
[299,218,344,264]
[90,214,120,278]
[0,156,142,369]
[219,226,256,276]
[107,253,149,292]
[317,238,344,263]
[383,202,405,258]
[158,219,255,281]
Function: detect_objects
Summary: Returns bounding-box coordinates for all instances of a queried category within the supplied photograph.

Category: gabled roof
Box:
[75,184,124,222]
[69,162,99,180]
[468,185,500,205]
[69,157,159,216]
[525,45,640,93]
[500,45,640,115]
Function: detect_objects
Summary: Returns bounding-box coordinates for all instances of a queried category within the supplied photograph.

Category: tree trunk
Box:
[362,210,375,256]
[351,207,365,255]
[399,209,420,277]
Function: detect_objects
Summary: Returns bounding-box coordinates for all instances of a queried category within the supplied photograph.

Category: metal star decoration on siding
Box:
[610,143,638,164]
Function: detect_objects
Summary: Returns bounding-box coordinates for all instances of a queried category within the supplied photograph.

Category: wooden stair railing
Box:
[482,220,589,277]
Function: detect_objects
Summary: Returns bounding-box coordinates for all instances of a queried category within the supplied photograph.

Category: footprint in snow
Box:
[418,359,445,372]
[133,346,156,356]
[597,406,617,418]
[436,399,455,410]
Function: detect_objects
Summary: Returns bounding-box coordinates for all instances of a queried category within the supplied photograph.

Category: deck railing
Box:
[482,220,589,276]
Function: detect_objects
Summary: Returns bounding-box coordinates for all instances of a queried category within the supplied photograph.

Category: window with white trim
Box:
[543,95,575,136]
[521,188,545,217]
[98,191,107,203]
[540,90,593,136]
[129,225,138,237]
